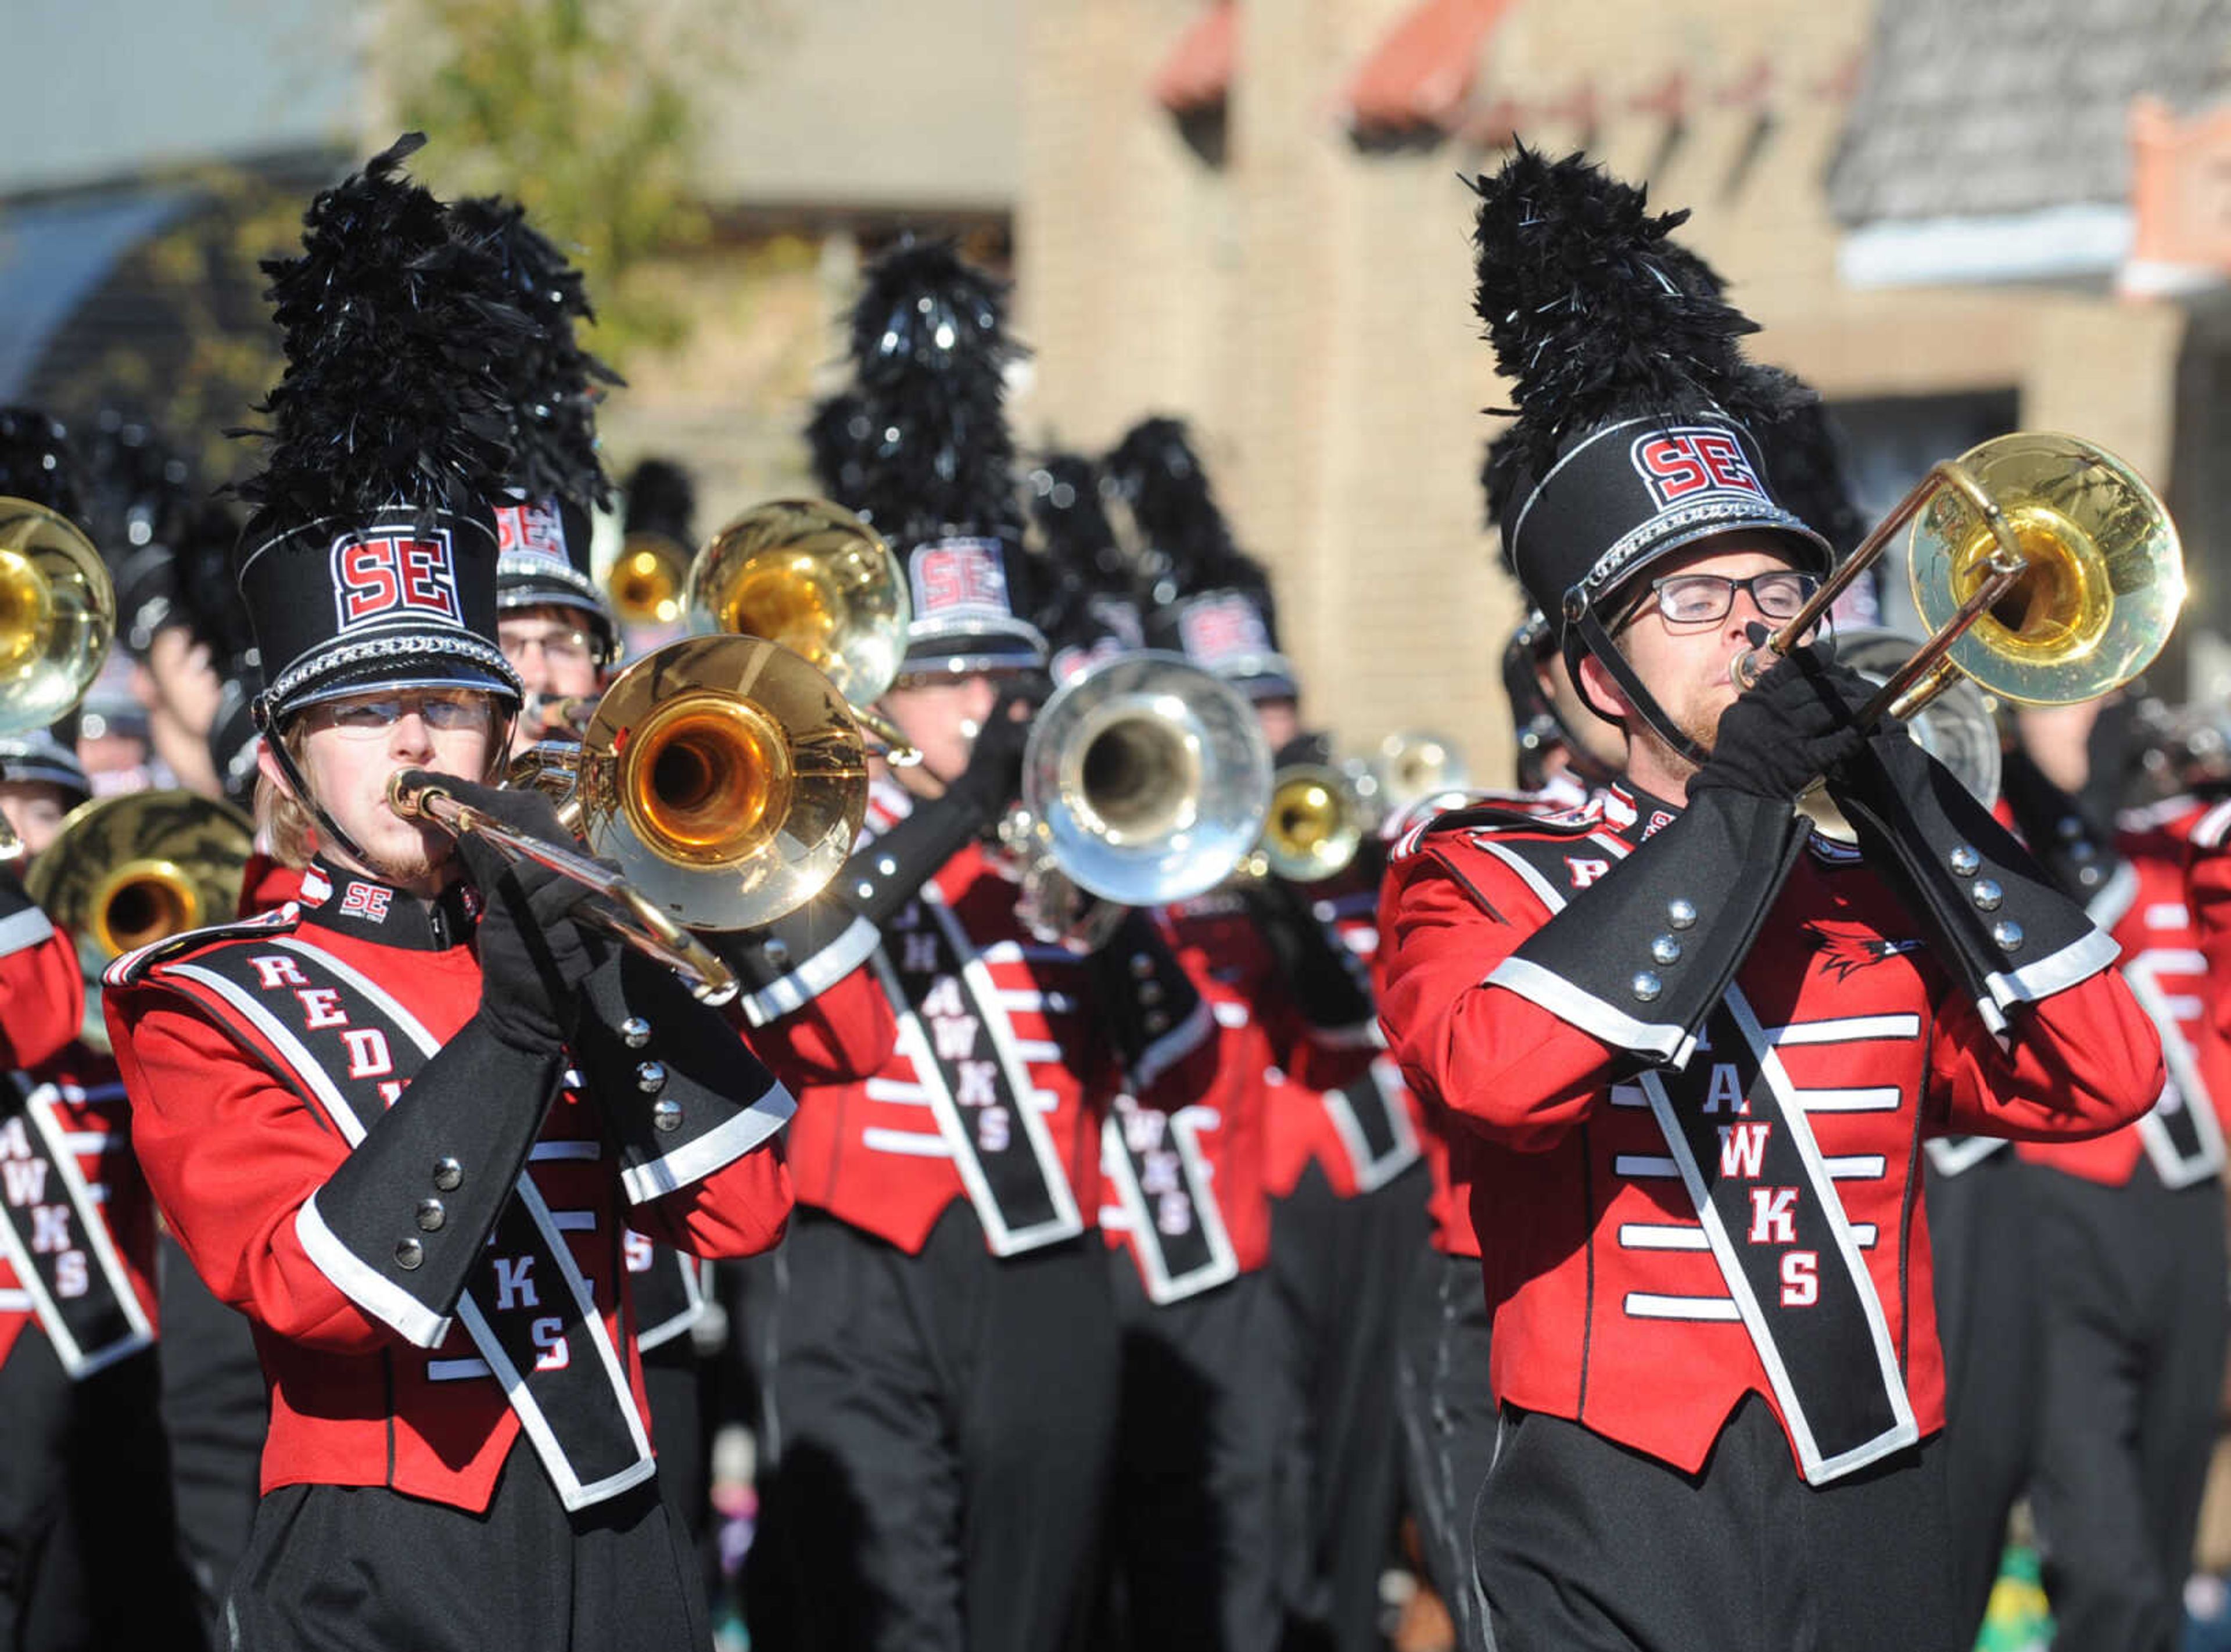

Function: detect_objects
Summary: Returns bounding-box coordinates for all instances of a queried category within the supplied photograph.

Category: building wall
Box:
[1015,0,2195,778]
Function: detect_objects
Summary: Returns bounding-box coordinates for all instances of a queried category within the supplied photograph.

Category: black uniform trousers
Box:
[158,1230,268,1643]
[224,1444,706,1652]
[1394,1248,1496,1652]
[1474,1395,1960,1652]
[2028,1163,2228,1652]
[0,1335,207,1651]
[1268,1158,1430,1652]
[1103,1259,1287,1652]
[1922,1149,2042,1640]
[747,1204,1120,1652]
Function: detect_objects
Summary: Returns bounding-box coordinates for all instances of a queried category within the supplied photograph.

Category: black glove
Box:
[419,775,612,1051]
[942,675,1050,823]
[1690,645,1873,804]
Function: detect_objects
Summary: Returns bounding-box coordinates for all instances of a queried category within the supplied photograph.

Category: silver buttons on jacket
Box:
[1949,845,1981,877]
[620,1017,652,1050]
[432,1157,463,1192]
[1631,972,1663,1003]
[652,1098,685,1133]
[394,1238,424,1270]
[1666,899,1697,930]
[1970,880,2003,912]
[416,1198,446,1232]
[636,1061,667,1094]
[1992,920,2025,952]
[1650,935,1683,966]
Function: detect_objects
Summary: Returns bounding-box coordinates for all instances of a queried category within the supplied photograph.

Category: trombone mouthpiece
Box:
[386,768,443,818]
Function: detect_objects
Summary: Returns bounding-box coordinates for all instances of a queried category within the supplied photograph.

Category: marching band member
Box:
[103,137,809,1650]
[741,243,1215,1652]
[1113,414,1422,1652]
[2006,701,2228,1652]
[1380,148,2160,1652]
[1031,448,1375,1652]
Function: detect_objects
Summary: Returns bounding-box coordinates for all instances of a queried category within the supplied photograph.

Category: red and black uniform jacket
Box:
[1100,885,1379,1301]
[2018,796,2226,1187]
[103,855,884,1515]
[1382,781,2161,1485]
[2180,798,2231,1127]
[0,1040,159,1380]
[0,877,85,1073]
[781,782,1217,1259]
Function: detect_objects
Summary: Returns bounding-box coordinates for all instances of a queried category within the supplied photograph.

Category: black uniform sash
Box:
[0,1072,152,1378]
[1639,990,1917,1484]
[164,936,654,1510]
[1101,1094,1236,1303]
[628,1238,706,1352]
[2118,950,2226,1188]
[1324,1060,1422,1192]
[874,887,1085,1257]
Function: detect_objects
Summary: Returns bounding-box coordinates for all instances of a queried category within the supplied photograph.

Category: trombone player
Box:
[1379,147,2164,1652]
[102,138,813,1651]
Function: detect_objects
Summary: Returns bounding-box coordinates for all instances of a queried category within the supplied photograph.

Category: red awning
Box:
[1153,1,1238,118]
[1341,0,1515,136]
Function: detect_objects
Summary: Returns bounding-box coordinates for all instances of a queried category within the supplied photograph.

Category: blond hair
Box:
[253,720,319,869]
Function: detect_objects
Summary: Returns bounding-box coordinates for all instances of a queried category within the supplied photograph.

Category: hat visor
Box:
[898,628,1049,678]
[277,645,522,719]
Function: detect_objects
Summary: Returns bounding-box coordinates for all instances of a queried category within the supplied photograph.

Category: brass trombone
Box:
[0,498,116,863]
[392,634,873,1001]
[688,499,921,764]
[1374,731,1472,820]
[1734,433,2184,719]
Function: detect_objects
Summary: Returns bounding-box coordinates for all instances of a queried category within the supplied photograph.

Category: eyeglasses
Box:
[311,689,494,738]
[1625,570,1823,629]
[500,627,597,671]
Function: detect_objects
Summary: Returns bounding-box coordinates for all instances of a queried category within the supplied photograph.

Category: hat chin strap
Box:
[1563,595,1713,773]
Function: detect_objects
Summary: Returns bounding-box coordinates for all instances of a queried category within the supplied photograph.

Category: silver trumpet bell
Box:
[1015,651,1274,911]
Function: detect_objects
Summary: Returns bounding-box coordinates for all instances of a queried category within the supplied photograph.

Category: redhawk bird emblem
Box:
[1806,921,1922,981]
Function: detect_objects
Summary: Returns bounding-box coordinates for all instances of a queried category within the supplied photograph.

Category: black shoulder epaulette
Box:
[104,907,302,989]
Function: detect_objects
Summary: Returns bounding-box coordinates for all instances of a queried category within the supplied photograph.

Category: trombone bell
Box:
[24,791,254,960]
[576,634,870,930]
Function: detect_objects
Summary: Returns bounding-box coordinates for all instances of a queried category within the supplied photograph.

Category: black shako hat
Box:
[815,240,1045,677]
[1471,146,1830,763]
[232,134,528,728]
[1108,416,1297,702]
[454,193,623,659]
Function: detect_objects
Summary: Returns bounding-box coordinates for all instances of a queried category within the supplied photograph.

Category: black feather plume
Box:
[235,133,536,544]
[1745,371,1865,556]
[1468,145,1802,486]
[1104,416,1267,602]
[622,457,697,549]
[450,193,620,511]
[1025,450,1132,645]
[837,239,1023,548]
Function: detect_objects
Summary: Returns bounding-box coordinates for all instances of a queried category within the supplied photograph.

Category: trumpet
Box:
[1254,763,1369,882]
[26,790,254,1052]
[607,530,690,627]
[0,497,116,863]
[688,498,920,764]
[1005,652,1272,942]
[1734,433,2183,721]
[1375,731,1471,820]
